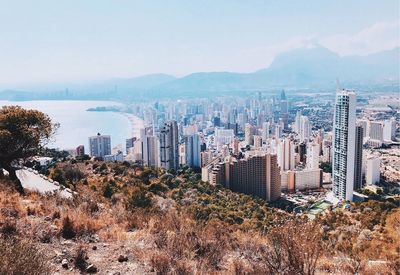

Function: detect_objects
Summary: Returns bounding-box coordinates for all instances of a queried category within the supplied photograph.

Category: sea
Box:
[0,100,138,152]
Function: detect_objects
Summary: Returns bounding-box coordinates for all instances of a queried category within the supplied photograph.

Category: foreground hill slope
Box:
[0,161,398,274]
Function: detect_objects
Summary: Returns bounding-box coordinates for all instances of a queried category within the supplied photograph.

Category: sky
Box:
[0,0,399,85]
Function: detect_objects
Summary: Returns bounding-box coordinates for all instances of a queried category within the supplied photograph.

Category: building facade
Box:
[354,126,364,190]
[159,121,179,171]
[332,90,356,201]
[89,133,111,158]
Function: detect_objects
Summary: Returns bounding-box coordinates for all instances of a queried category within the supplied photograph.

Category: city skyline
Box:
[0,2,398,273]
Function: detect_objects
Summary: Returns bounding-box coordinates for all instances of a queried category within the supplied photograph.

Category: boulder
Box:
[118,255,128,262]
[86,264,98,273]
[61,259,68,269]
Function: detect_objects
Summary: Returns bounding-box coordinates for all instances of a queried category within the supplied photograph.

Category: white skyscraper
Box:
[294,110,301,133]
[262,121,270,140]
[332,90,356,201]
[383,118,396,142]
[369,121,384,142]
[185,133,201,168]
[366,156,380,185]
[277,138,295,171]
[89,133,111,158]
[160,121,179,171]
[299,115,311,142]
[244,123,256,146]
[307,142,320,170]
[215,128,235,149]
[140,127,160,167]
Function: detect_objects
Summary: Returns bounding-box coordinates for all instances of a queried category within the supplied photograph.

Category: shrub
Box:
[126,187,152,209]
[100,163,108,171]
[150,251,171,275]
[50,168,67,187]
[74,245,88,271]
[0,238,50,275]
[64,166,85,184]
[60,216,76,239]
[148,182,169,194]
[0,219,17,237]
[103,182,115,198]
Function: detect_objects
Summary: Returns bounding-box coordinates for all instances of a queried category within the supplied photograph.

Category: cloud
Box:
[319,20,400,56]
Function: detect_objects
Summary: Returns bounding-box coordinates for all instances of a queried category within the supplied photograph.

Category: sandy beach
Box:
[122,113,145,138]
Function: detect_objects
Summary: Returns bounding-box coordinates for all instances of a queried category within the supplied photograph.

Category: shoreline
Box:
[120,112,144,138]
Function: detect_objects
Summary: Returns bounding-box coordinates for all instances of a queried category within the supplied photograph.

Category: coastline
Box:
[121,112,144,138]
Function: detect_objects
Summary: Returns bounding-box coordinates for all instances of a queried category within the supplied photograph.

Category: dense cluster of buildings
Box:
[73,90,397,203]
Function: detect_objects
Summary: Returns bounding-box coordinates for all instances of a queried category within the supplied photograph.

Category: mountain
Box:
[0,47,398,100]
[95,73,177,91]
[152,46,399,95]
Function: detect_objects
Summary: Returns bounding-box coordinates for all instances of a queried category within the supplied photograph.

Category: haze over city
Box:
[0,0,399,86]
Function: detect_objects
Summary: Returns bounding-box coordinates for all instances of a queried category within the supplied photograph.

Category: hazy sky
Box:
[0,0,399,85]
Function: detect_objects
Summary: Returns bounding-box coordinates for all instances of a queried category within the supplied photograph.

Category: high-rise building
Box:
[275,124,283,139]
[383,118,396,142]
[126,137,137,154]
[354,126,364,190]
[261,121,270,140]
[332,90,356,201]
[89,133,111,158]
[357,119,369,139]
[293,169,322,191]
[231,138,240,155]
[140,127,160,167]
[297,142,307,163]
[213,116,221,127]
[253,135,263,148]
[307,142,320,170]
[369,121,384,142]
[244,123,256,146]
[299,115,311,142]
[185,133,201,168]
[205,153,280,201]
[280,90,289,129]
[277,138,296,171]
[294,110,301,133]
[160,121,179,171]
[215,128,235,148]
[366,156,380,185]
[76,145,85,156]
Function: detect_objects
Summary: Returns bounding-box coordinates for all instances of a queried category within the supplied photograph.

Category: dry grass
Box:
[74,245,89,271]
[0,238,51,275]
[0,164,398,274]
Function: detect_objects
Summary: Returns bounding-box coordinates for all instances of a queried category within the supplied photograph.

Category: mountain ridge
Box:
[1,46,398,100]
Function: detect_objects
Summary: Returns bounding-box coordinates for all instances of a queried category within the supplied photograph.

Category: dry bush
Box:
[150,251,172,275]
[64,165,86,184]
[29,221,56,243]
[230,259,253,275]
[263,220,324,275]
[126,209,152,230]
[0,218,18,237]
[172,260,192,275]
[144,211,235,272]
[59,201,110,240]
[0,238,51,275]
[99,224,128,241]
[74,245,89,271]
[60,216,76,239]
[237,220,323,275]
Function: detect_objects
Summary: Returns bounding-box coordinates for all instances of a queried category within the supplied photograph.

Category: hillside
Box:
[0,160,399,274]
